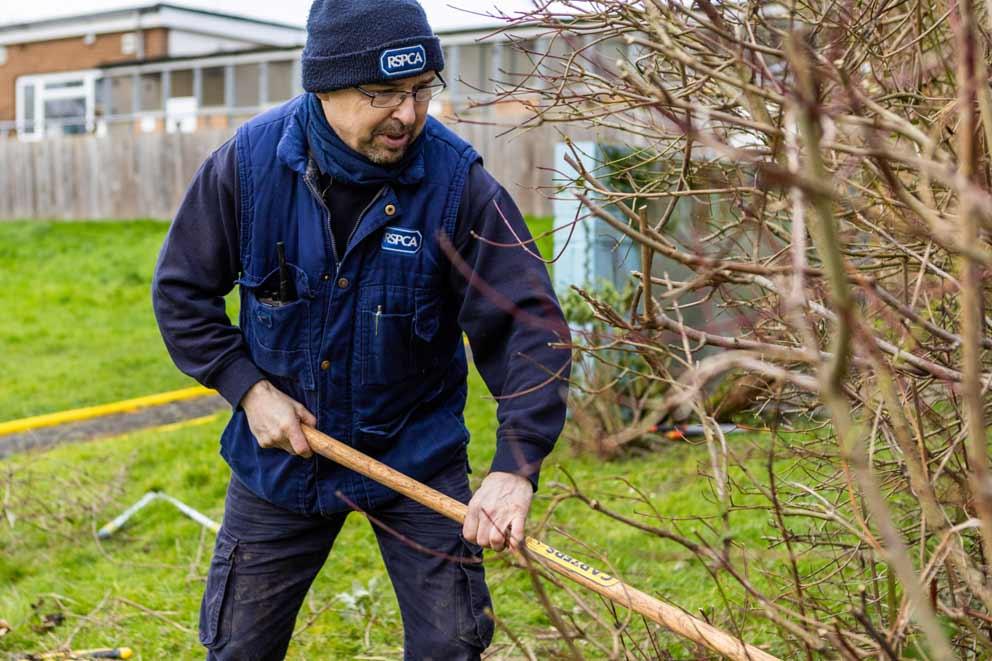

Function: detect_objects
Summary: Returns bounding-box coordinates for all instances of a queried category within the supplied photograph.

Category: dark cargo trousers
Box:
[199,459,494,660]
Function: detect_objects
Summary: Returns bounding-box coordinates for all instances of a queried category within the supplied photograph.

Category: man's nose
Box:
[390,93,418,125]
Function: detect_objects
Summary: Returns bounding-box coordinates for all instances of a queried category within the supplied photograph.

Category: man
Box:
[152,1,570,659]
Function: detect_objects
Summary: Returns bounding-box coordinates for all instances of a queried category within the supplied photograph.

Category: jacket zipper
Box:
[303,169,386,275]
[303,168,339,269]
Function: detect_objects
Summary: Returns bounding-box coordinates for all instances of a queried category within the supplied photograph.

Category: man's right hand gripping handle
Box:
[240,380,316,458]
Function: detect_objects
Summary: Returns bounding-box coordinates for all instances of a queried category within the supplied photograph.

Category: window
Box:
[0,46,7,66]
[201,67,225,107]
[508,39,536,82]
[171,69,194,98]
[45,79,84,91]
[475,43,493,93]
[457,43,483,98]
[441,46,458,99]
[17,72,98,139]
[93,78,109,120]
[45,98,87,134]
[109,76,134,116]
[22,83,35,133]
[590,37,627,76]
[267,61,293,102]
[140,72,162,111]
[234,63,260,108]
[121,32,138,55]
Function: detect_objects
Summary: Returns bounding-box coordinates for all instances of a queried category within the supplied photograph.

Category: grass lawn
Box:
[0,221,199,422]
[0,219,785,658]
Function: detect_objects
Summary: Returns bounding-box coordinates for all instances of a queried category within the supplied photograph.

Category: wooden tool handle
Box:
[302,426,779,661]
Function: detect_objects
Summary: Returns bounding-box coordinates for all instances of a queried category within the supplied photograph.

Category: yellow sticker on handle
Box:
[526,538,619,588]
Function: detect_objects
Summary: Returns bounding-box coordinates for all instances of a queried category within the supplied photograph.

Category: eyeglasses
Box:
[356,74,447,108]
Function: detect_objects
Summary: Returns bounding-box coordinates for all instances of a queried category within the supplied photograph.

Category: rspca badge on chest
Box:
[380,45,427,77]
[382,227,422,255]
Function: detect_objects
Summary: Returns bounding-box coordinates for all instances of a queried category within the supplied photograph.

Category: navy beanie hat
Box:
[302,0,445,92]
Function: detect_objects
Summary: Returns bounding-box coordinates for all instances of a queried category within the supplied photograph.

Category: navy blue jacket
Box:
[153,95,570,514]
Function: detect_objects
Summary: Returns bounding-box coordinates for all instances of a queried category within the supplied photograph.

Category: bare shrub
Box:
[463,0,992,657]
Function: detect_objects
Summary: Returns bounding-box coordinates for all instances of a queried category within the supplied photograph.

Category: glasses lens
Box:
[372,92,405,108]
[413,85,442,103]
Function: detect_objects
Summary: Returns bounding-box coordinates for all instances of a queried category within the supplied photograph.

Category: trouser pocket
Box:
[199,529,238,649]
[455,540,495,650]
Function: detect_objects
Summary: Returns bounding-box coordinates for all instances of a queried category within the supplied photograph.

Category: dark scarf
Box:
[305,92,425,186]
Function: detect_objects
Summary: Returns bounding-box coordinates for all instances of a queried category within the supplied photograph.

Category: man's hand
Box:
[240,380,317,458]
[463,471,533,552]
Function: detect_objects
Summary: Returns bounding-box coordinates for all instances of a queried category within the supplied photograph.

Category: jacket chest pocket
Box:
[241,265,316,392]
[359,285,441,386]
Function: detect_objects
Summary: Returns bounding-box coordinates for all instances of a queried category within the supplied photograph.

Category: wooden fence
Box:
[0,120,558,221]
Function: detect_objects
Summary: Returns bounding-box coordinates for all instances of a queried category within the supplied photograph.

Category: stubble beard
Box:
[360,119,416,165]
[363,144,405,165]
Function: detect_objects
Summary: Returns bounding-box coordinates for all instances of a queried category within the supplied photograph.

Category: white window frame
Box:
[121,32,138,55]
[15,70,100,141]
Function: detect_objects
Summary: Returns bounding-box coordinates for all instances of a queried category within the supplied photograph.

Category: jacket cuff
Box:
[490,434,552,491]
[210,356,265,409]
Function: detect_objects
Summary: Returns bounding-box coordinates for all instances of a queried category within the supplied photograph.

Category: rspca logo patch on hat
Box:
[380,45,427,77]
[382,227,422,255]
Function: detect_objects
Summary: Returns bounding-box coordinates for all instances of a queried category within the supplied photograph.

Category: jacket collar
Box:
[275,97,310,175]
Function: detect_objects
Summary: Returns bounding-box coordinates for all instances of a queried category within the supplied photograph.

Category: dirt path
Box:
[0,395,228,458]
